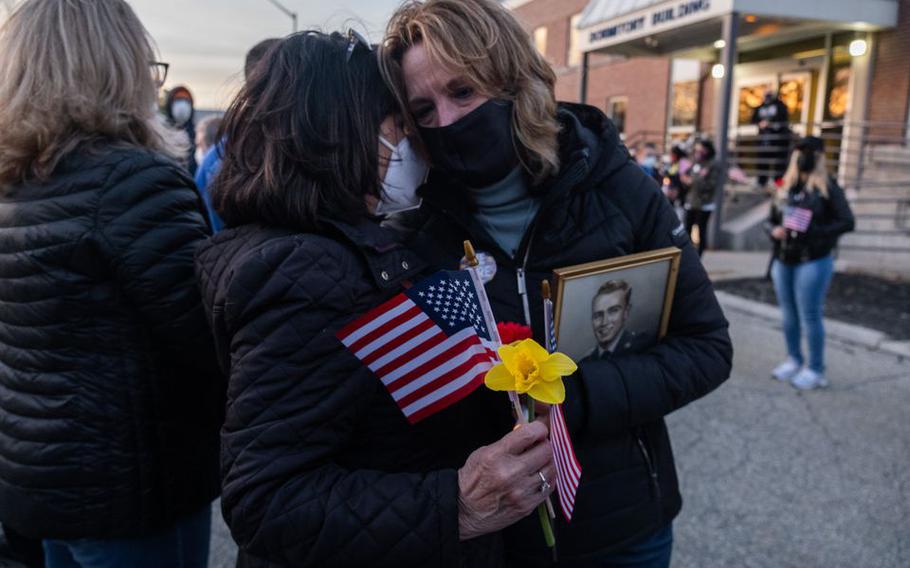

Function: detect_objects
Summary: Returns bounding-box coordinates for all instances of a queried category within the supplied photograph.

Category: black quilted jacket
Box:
[402,103,734,565]
[0,145,224,539]
[195,219,511,567]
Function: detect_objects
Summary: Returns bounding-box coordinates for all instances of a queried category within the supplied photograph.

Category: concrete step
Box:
[839,231,910,251]
[849,199,910,216]
[853,217,910,232]
[838,249,910,279]
[867,144,910,167]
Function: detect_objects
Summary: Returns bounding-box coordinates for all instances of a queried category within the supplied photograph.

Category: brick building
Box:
[506,0,910,153]
[505,0,910,265]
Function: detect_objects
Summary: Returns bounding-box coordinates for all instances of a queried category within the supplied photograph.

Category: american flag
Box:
[337,270,497,424]
[544,296,582,521]
[783,206,813,233]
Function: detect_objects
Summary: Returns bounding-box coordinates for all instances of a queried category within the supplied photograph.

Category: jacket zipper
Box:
[636,434,662,501]
[516,228,536,327]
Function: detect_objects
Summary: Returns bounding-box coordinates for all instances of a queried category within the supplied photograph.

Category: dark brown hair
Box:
[212,31,394,231]
[244,38,280,81]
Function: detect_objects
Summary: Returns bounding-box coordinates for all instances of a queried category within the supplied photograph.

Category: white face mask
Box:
[376,136,429,216]
[170,99,193,126]
[194,147,207,166]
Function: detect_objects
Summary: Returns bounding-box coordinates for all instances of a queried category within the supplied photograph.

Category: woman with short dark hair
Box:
[196,31,557,567]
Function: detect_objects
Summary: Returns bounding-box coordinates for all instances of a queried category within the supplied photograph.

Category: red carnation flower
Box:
[497,321,532,345]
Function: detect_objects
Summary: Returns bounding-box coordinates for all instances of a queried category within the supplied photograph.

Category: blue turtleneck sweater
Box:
[467,167,540,259]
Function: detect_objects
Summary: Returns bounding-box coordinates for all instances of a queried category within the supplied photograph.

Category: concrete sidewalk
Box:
[701,251,910,358]
[670,295,910,568]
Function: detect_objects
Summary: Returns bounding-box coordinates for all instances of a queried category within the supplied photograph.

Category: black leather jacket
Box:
[764,178,855,264]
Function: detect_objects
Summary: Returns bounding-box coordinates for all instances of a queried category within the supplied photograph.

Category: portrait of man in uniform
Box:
[581,280,650,362]
[552,248,681,363]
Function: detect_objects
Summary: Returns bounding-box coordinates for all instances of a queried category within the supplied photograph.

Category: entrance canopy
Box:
[578,0,899,57]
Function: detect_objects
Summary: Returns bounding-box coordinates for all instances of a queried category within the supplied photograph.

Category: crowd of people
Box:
[0,0,856,567]
[633,139,722,257]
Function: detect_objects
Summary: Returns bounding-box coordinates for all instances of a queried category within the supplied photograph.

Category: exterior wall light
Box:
[712,63,725,79]
[849,39,868,57]
[714,39,726,49]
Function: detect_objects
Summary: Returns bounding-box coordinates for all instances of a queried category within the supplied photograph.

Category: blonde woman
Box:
[0,1,222,566]
[766,137,854,390]
[381,1,733,565]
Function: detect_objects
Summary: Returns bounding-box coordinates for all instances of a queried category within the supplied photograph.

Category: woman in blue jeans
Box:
[765,137,855,390]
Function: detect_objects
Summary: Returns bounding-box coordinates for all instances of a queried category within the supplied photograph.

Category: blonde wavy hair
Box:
[380,0,561,183]
[0,0,184,187]
[780,149,829,200]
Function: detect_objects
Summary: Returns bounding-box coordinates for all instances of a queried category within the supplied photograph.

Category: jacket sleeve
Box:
[563,169,733,438]
[813,178,855,239]
[762,201,782,237]
[95,156,219,377]
[219,240,461,567]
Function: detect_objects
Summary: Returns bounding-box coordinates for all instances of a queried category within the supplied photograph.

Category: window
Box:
[608,97,628,135]
[738,82,774,126]
[533,26,548,57]
[825,65,851,120]
[779,74,808,125]
[671,81,698,128]
[568,14,583,67]
[670,60,699,129]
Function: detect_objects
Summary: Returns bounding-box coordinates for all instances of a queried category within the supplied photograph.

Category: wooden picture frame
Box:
[551,248,682,361]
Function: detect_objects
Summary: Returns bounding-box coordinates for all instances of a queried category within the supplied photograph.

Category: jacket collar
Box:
[320,217,427,289]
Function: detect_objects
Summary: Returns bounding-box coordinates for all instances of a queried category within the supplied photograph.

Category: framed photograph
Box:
[552,248,682,362]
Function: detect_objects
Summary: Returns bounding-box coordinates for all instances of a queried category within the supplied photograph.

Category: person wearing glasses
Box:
[197,30,555,568]
[380,1,733,566]
[0,1,223,566]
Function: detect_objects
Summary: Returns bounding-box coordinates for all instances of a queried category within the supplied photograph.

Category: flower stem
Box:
[527,401,556,549]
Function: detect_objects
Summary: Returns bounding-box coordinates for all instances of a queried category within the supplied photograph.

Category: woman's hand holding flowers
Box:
[456,418,556,540]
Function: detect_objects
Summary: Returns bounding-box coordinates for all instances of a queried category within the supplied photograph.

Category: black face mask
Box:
[418,99,518,188]
[798,152,816,173]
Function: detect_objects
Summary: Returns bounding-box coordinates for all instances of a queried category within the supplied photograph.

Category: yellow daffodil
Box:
[484,339,578,404]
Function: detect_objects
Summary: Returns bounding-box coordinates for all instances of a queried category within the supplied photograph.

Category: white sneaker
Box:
[771,358,801,382]
[791,368,829,390]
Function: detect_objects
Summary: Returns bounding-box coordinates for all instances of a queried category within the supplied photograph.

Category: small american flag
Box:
[783,206,813,233]
[544,296,582,521]
[337,270,497,424]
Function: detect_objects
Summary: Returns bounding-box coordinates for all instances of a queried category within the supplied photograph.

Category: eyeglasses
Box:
[345,29,372,62]
[150,61,169,87]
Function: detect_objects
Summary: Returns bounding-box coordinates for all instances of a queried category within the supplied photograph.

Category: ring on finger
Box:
[537,471,551,494]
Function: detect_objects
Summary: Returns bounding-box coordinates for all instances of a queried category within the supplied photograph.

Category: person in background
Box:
[752,89,792,188]
[194,114,222,168]
[380,1,733,565]
[637,141,661,183]
[661,145,689,218]
[682,139,721,256]
[765,136,854,390]
[197,30,555,568]
[0,1,223,566]
[195,37,280,233]
[164,85,198,175]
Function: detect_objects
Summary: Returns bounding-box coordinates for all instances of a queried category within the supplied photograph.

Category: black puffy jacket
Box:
[402,103,733,565]
[195,220,511,567]
[765,178,855,264]
[0,145,223,539]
